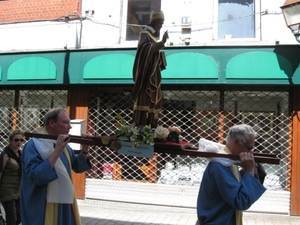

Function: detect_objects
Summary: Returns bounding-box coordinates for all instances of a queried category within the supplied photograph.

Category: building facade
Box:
[0,0,300,216]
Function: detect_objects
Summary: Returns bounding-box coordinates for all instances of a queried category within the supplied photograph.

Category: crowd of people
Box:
[0,112,267,225]
[0,108,92,225]
[0,11,267,225]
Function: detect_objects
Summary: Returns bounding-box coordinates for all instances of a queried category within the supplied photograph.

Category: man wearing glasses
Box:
[196,124,266,225]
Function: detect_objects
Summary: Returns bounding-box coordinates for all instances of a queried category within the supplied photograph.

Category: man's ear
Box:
[234,138,240,144]
[48,119,55,127]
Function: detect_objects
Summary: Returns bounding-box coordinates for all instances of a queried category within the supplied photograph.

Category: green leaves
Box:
[115,114,156,148]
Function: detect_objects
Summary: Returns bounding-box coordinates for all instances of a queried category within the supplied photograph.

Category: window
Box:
[126,0,163,41]
[218,0,255,39]
[126,1,152,41]
[181,16,191,25]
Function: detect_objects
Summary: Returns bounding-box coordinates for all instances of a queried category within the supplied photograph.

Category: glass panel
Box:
[218,0,254,39]
[282,4,300,27]
[126,1,152,41]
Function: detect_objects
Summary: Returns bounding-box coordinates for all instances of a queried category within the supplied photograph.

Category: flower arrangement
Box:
[115,114,181,148]
[115,114,156,148]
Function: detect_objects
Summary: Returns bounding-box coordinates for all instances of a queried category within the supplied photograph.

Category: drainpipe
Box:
[78,16,83,49]
[118,0,124,44]
[260,0,262,41]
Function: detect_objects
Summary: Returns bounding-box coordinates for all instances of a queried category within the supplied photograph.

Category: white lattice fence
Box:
[86,87,291,191]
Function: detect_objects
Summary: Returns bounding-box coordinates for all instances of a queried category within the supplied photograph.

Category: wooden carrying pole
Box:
[24,132,280,165]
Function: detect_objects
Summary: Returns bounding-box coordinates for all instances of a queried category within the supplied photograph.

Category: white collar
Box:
[33,128,75,203]
[198,138,238,166]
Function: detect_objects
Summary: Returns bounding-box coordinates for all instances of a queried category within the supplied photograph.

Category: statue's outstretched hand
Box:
[162,31,169,43]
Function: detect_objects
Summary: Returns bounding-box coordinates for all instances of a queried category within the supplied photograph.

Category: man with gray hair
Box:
[196,124,266,225]
[21,108,92,225]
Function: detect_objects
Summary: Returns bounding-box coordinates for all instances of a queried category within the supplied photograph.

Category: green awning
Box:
[83,53,134,79]
[292,64,300,84]
[162,52,219,79]
[7,56,57,80]
[1,46,300,85]
[226,52,292,79]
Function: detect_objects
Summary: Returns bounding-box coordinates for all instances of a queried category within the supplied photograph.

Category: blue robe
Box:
[20,140,92,225]
[197,162,266,225]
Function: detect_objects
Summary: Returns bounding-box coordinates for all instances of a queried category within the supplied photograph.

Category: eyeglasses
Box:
[240,139,254,151]
[13,138,24,143]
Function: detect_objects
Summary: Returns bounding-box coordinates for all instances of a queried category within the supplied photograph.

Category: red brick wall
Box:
[0,0,82,24]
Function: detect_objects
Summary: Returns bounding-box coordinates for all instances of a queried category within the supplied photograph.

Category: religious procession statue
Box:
[131,10,169,128]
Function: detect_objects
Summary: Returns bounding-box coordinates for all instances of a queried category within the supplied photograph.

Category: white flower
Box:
[155,126,170,139]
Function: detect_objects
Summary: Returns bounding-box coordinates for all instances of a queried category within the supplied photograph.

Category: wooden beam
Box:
[24,132,280,165]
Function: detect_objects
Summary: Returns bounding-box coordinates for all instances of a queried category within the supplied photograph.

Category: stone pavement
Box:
[78,199,300,225]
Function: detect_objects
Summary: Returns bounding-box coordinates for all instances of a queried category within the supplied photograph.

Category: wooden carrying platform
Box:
[24,132,280,165]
